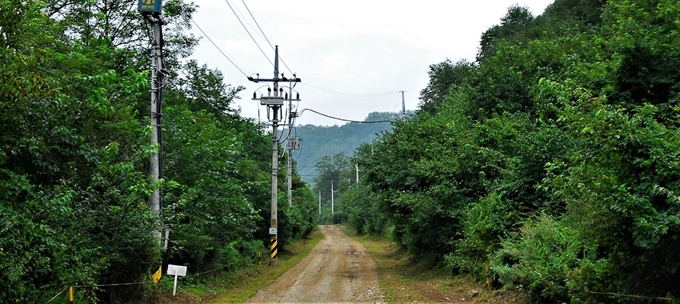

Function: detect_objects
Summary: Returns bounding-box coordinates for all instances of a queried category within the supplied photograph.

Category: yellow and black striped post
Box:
[270,235,278,264]
[68,286,74,303]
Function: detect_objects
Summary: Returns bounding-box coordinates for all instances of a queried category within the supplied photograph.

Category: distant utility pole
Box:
[318,189,321,215]
[285,82,300,207]
[138,0,164,246]
[400,90,406,120]
[249,46,300,264]
[285,135,300,207]
[287,136,292,207]
[331,180,337,215]
[355,164,360,184]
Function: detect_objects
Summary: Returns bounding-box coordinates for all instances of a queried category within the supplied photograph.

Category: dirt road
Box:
[245,225,384,303]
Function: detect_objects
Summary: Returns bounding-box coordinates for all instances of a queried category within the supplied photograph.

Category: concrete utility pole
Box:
[287,79,293,207]
[284,80,300,207]
[286,143,292,207]
[285,135,301,207]
[249,46,300,264]
[355,164,360,184]
[318,189,321,215]
[331,180,335,215]
[400,90,406,120]
[139,0,164,246]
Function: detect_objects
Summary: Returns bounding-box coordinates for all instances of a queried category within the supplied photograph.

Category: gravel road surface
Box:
[245,225,384,303]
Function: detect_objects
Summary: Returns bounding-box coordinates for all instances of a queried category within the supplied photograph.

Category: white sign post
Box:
[167,264,187,296]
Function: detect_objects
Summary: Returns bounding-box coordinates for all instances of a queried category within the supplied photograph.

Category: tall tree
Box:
[418,59,474,115]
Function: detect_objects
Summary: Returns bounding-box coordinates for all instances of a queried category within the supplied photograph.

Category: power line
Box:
[300,83,400,97]
[231,2,263,39]
[223,0,274,67]
[191,19,248,78]
[277,127,286,143]
[240,0,295,75]
[299,108,394,124]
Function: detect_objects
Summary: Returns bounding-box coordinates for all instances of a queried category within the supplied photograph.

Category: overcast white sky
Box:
[189,0,554,126]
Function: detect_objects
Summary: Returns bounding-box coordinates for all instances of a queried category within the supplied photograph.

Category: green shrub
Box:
[490,214,607,303]
[447,192,521,278]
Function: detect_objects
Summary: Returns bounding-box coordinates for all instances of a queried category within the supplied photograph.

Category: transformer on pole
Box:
[249,46,301,265]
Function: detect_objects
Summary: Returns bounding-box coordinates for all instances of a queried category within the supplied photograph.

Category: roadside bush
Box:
[218,238,266,271]
[490,214,607,303]
[343,185,387,235]
[447,192,521,278]
[279,204,313,244]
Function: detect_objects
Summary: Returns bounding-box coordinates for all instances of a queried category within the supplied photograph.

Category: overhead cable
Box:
[300,108,394,124]
[240,0,295,75]
[223,0,275,67]
[300,83,399,97]
[191,19,248,77]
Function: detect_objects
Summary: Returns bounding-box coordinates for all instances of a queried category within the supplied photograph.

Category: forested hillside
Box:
[334,0,680,302]
[0,1,317,302]
[292,111,396,183]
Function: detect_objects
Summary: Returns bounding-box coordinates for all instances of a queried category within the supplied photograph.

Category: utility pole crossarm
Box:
[249,45,301,264]
[248,77,301,83]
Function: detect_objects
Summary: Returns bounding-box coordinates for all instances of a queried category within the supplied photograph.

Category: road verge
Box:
[345,227,529,303]
[147,226,324,304]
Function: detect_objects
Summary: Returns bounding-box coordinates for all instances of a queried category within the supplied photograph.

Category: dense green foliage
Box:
[0,1,316,303]
[335,0,680,302]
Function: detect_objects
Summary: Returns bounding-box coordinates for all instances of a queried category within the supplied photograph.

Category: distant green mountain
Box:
[287,112,398,184]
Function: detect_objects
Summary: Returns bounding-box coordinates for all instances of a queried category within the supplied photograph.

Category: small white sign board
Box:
[167,264,188,296]
[269,227,277,234]
[167,264,187,276]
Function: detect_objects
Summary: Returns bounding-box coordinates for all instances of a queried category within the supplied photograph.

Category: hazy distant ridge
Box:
[292,112,398,183]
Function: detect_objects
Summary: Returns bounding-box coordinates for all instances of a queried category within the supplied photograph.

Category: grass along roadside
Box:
[345,228,528,304]
[148,226,325,304]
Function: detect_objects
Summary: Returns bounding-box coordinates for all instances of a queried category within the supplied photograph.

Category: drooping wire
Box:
[240,0,294,75]
[277,125,287,143]
[299,108,394,124]
[191,19,248,78]
[223,0,274,67]
[284,104,295,141]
